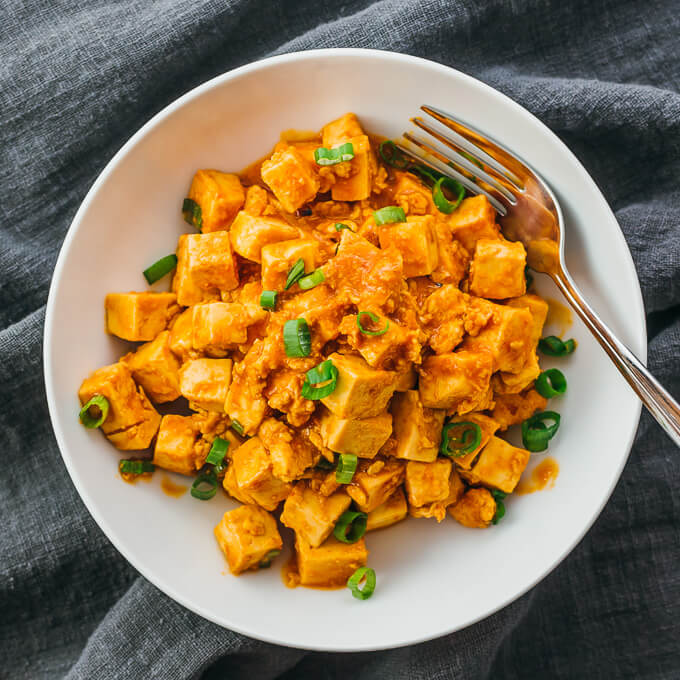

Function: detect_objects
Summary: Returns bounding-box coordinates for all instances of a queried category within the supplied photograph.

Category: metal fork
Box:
[397,105,680,447]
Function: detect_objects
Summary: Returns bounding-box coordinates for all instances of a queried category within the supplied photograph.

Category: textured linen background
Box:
[1,1,678,678]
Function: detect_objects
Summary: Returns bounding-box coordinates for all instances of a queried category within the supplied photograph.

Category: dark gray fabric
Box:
[1,0,678,678]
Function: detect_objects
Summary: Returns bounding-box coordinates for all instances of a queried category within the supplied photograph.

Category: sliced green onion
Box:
[260,290,277,310]
[190,471,218,500]
[334,222,354,232]
[182,198,202,231]
[284,258,306,290]
[259,549,281,568]
[283,318,311,357]
[491,490,507,525]
[206,437,229,466]
[314,142,355,166]
[298,269,325,290]
[440,421,482,457]
[356,311,389,336]
[432,176,465,214]
[231,420,244,436]
[373,206,406,225]
[315,456,336,471]
[143,254,178,285]
[333,511,367,543]
[538,336,576,357]
[535,369,567,399]
[521,411,561,452]
[79,395,110,429]
[119,459,155,475]
[460,150,484,169]
[525,266,534,289]
[378,140,410,169]
[347,566,376,600]
[301,359,338,399]
[409,164,444,184]
[336,453,358,484]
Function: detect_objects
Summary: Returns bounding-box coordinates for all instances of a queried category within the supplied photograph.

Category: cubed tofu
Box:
[260,238,318,291]
[378,215,439,278]
[225,355,268,436]
[214,505,283,575]
[122,331,180,403]
[331,135,374,202]
[418,351,494,414]
[346,458,405,512]
[461,303,534,373]
[449,488,496,528]
[296,535,368,588]
[232,437,292,511]
[493,351,541,394]
[153,414,200,475]
[447,412,500,470]
[173,232,239,306]
[395,366,417,391]
[229,212,300,263]
[431,220,472,286]
[448,195,500,253]
[322,113,365,147]
[187,169,245,232]
[492,389,547,431]
[105,292,179,342]
[505,294,549,346]
[261,146,320,213]
[469,238,527,300]
[258,417,316,482]
[409,467,465,521]
[391,390,446,462]
[366,488,408,531]
[192,302,266,355]
[391,171,436,216]
[420,284,467,355]
[222,464,255,505]
[319,409,392,459]
[320,353,398,419]
[460,436,530,494]
[78,362,161,450]
[405,459,452,508]
[178,358,232,412]
[168,308,195,361]
[280,481,351,548]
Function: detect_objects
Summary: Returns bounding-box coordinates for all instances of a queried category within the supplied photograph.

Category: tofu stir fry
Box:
[78,113,574,599]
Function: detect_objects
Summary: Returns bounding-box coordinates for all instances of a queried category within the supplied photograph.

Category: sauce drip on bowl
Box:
[515,458,559,495]
[545,297,573,338]
[160,475,187,498]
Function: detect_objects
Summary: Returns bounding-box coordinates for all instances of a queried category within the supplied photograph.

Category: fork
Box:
[396,105,680,447]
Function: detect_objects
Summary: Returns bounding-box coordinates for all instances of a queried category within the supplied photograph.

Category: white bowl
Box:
[44,48,645,651]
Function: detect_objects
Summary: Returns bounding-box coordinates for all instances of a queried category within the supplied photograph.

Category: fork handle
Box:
[552,269,680,447]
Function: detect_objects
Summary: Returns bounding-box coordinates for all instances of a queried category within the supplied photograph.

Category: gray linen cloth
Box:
[1,1,678,678]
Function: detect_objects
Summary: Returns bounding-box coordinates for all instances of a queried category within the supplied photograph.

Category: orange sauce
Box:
[120,471,152,485]
[160,475,188,498]
[545,297,573,338]
[516,458,560,495]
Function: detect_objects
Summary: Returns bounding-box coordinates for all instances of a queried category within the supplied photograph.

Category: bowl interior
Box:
[44,49,645,651]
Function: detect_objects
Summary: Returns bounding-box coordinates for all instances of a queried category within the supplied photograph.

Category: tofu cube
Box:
[222,465,255,505]
[280,481,351,547]
[461,436,530,493]
[394,366,417,391]
[187,169,245,233]
[491,389,547,431]
[346,458,405,512]
[505,293,549,346]
[322,113,365,146]
[493,351,541,394]
[296,535,368,588]
[192,302,266,355]
[409,466,465,521]
[214,505,283,575]
[331,135,374,202]
[260,239,318,291]
[391,390,446,462]
[153,414,200,475]
[319,409,392,459]
[405,459,452,508]
[232,437,292,511]
[391,171,436,215]
[78,362,161,450]
[261,146,320,213]
[178,358,232,412]
[173,232,239,306]
[447,412,500,470]
[366,488,408,531]
[320,353,398,419]
[418,351,494,413]
[469,238,527,299]
[448,194,500,253]
[122,330,180,403]
[420,284,467,355]
[105,292,179,342]
[378,215,439,278]
[225,358,268,436]
[449,488,497,528]
[168,308,194,361]
[229,212,300,263]
[257,417,316,482]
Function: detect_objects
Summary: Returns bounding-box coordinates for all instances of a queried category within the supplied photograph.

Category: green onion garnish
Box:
[314,142,354,166]
[373,206,406,226]
[334,222,354,232]
[260,290,277,310]
[538,336,576,357]
[491,489,507,525]
[231,420,244,436]
[460,150,484,169]
[79,395,110,429]
[336,453,358,484]
[119,459,155,475]
[378,140,410,169]
[521,411,561,452]
[333,510,367,543]
[182,198,203,231]
[315,456,336,471]
[347,566,376,600]
[301,359,338,399]
[283,318,311,357]
[440,421,482,457]
[143,254,178,285]
[205,437,229,466]
[259,549,281,568]
[535,369,567,399]
[525,266,534,289]
[409,164,443,184]
[298,269,325,290]
[356,311,390,336]
[432,176,465,214]
[190,470,218,500]
[285,258,306,290]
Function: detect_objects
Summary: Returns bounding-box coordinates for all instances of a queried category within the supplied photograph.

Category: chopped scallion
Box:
[535,369,567,399]
[285,258,306,290]
[79,395,110,429]
[521,411,561,452]
[301,359,338,399]
[260,290,277,310]
[182,198,202,231]
[347,566,376,600]
[231,420,244,436]
[336,453,358,484]
[538,336,576,357]
[334,222,354,232]
[373,206,405,225]
[119,459,154,475]
[333,511,367,543]
[491,489,507,525]
[357,311,390,336]
[298,269,325,290]
[432,176,465,214]
[190,470,218,500]
[378,140,410,169]
[314,142,354,166]
[143,254,178,285]
[440,421,482,457]
[259,549,281,568]
[283,318,311,357]
[205,437,229,466]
